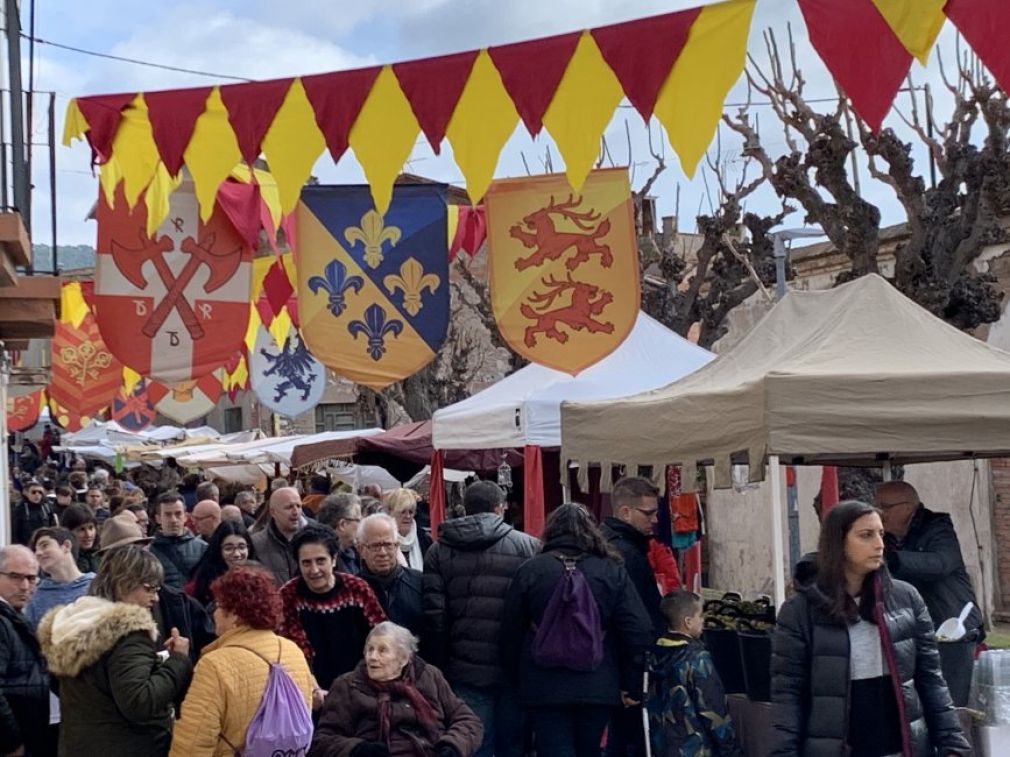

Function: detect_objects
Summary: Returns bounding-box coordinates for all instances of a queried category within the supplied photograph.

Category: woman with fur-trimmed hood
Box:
[38,545,193,756]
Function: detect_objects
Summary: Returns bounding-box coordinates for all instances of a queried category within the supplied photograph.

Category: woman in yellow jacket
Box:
[170,566,315,756]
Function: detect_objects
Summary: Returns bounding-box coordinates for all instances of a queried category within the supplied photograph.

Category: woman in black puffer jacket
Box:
[770,500,970,757]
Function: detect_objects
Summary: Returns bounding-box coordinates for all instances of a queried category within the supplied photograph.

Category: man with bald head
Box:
[220,504,244,523]
[192,499,222,540]
[0,545,56,755]
[875,479,982,705]
[251,486,308,584]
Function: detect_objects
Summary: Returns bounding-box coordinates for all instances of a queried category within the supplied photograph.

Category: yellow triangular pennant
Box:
[542,31,624,193]
[348,65,421,214]
[144,163,184,237]
[99,156,124,207]
[251,254,276,302]
[268,308,292,350]
[59,281,89,329]
[111,94,161,209]
[654,0,755,177]
[261,78,326,215]
[183,87,242,222]
[445,49,520,204]
[62,98,88,146]
[122,367,143,394]
[871,0,946,65]
[244,303,261,352]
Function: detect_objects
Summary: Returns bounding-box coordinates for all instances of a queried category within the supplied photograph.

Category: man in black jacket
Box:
[423,481,539,757]
[12,481,57,546]
[0,545,56,756]
[359,513,424,636]
[150,492,207,589]
[602,476,664,757]
[876,480,983,706]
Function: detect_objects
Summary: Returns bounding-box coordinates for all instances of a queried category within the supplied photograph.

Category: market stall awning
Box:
[433,312,713,449]
[229,429,383,466]
[562,274,1010,487]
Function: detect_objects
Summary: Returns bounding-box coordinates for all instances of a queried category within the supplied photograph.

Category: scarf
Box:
[368,663,441,753]
[398,519,424,569]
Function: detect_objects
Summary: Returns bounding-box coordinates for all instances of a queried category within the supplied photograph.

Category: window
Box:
[223,407,243,434]
[315,403,358,432]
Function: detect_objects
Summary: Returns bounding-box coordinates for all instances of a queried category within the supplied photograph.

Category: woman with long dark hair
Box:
[185,520,256,606]
[770,500,970,756]
[500,503,653,757]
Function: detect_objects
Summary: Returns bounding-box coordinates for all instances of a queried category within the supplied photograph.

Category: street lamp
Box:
[770,227,826,300]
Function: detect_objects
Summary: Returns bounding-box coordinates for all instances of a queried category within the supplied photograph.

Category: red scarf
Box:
[367,663,441,753]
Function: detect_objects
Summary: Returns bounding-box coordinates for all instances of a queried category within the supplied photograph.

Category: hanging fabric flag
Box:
[485,168,639,374]
[297,184,449,390]
[49,315,124,423]
[48,397,102,434]
[111,378,156,431]
[148,371,223,425]
[94,179,252,384]
[250,324,327,418]
[7,390,44,432]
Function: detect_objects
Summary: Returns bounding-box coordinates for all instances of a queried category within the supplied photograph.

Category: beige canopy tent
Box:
[561,274,1010,603]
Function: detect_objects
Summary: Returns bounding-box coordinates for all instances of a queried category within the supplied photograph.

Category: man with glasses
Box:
[876,480,983,706]
[12,481,57,546]
[602,476,665,757]
[191,499,222,540]
[358,513,423,636]
[317,493,363,576]
[0,544,56,755]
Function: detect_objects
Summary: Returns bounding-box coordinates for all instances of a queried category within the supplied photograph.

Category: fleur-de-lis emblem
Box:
[383,257,441,317]
[308,260,365,317]
[344,210,401,269]
[348,304,404,361]
[60,341,113,387]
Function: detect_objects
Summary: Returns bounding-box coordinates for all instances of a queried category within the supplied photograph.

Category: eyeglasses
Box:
[0,571,38,584]
[362,542,398,552]
[341,517,362,524]
[221,544,249,554]
[634,507,659,518]
[141,583,161,594]
[26,490,44,496]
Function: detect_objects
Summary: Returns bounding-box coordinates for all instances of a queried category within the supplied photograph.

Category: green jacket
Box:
[38,595,192,757]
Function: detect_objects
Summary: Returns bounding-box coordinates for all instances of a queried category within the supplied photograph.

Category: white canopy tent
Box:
[562,275,1010,605]
[225,429,383,466]
[432,312,714,449]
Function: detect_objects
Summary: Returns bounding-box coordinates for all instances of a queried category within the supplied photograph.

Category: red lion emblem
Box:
[509,195,613,271]
[519,273,614,347]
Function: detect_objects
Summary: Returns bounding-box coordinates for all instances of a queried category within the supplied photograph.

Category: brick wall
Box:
[990,457,1010,617]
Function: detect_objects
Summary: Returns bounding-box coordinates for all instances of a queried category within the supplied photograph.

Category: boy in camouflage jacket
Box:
[646,591,742,757]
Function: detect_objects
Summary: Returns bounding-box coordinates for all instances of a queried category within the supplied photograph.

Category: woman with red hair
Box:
[169,567,314,756]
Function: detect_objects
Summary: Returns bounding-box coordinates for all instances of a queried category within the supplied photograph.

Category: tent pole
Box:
[769,454,786,607]
[882,461,892,481]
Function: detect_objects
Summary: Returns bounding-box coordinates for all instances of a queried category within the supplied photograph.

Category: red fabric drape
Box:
[820,465,840,519]
[429,449,446,537]
[682,541,703,593]
[523,445,545,537]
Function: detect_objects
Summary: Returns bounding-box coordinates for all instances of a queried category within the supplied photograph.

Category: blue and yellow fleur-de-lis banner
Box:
[297,184,449,389]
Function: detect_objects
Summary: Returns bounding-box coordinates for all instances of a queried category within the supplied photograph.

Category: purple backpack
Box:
[222,642,313,757]
[531,554,605,672]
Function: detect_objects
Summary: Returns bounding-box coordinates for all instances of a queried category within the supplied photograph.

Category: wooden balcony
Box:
[0,212,61,341]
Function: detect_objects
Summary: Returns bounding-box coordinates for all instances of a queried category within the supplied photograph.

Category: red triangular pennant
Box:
[798,0,911,132]
[76,93,136,164]
[216,181,263,249]
[262,258,294,316]
[489,31,581,135]
[219,78,293,164]
[946,0,1010,96]
[394,50,479,153]
[145,87,211,176]
[255,297,275,329]
[591,9,701,121]
[302,66,382,162]
[449,204,487,261]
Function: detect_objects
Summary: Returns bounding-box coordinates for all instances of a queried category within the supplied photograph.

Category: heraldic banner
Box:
[297,184,449,390]
[94,181,252,384]
[485,168,640,374]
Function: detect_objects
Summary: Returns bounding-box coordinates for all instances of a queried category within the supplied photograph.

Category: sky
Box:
[29,0,968,250]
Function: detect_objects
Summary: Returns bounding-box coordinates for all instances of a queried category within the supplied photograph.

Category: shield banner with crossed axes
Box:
[94,182,252,384]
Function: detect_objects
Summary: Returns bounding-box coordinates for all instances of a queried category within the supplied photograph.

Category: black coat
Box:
[12,500,57,547]
[361,564,425,637]
[888,506,983,638]
[0,601,51,755]
[153,584,215,664]
[770,576,970,757]
[423,512,540,689]
[500,541,653,707]
[150,532,207,589]
[602,517,664,634]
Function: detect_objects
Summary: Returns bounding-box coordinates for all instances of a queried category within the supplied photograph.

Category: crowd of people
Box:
[0,454,980,756]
